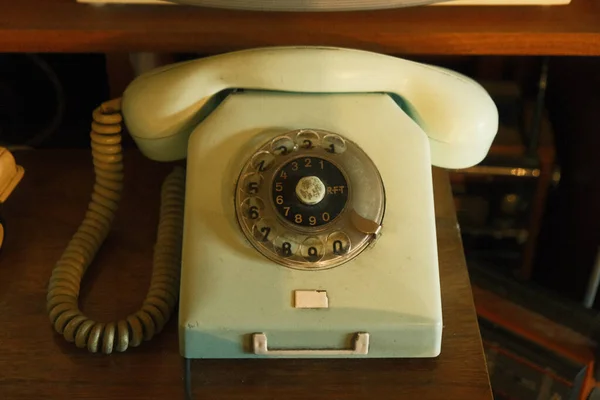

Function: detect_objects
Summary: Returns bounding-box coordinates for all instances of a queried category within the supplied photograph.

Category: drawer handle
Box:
[252,332,370,356]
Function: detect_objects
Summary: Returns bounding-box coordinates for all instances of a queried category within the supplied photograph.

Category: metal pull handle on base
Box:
[252,332,370,356]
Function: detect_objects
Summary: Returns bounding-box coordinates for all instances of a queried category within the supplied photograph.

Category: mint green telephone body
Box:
[47,47,498,358]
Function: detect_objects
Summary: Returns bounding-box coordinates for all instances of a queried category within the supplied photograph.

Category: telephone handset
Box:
[122,46,497,168]
[47,47,498,357]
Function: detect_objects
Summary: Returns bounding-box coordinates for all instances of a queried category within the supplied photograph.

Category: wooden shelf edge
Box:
[2,0,600,55]
[2,31,599,55]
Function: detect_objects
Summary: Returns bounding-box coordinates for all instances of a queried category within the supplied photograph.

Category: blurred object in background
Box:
[0,53,109,150]
[0,146,24,252]
[450,75,558,282]
[533,56,600,306]
[0,54,64,149]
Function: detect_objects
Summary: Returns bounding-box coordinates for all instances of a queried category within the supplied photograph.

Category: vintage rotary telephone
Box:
[47,47,498,358]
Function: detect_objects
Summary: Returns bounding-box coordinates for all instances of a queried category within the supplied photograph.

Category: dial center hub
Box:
[295,176,326,205]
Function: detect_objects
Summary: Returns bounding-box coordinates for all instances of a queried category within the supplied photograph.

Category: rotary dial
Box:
[235,129,385,271]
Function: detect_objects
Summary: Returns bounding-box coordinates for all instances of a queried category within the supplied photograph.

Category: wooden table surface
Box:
[1,0,600,55]
[0,149,492,399]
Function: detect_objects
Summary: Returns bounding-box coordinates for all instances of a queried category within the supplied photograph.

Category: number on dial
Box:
[272,157,348,227]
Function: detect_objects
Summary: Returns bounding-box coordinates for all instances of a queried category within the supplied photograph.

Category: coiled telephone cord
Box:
[46,98,186,354]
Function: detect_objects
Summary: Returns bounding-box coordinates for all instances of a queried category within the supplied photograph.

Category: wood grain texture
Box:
[0,149,491,399]
[472,285,595,366]
[0,0,599,55]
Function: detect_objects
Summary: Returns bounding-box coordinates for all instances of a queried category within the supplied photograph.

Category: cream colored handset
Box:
[123,47,497,168]
[47,47,498,358]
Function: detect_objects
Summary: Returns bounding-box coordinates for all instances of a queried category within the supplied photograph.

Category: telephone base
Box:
[178,91,443,359]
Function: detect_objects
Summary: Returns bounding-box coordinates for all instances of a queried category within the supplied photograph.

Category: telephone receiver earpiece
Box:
[121,46,498,169]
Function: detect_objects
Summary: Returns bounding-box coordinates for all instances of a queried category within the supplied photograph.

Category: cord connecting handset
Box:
[46,99,186,354]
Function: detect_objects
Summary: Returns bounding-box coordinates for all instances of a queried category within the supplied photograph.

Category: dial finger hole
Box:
[327,231,351,256]
[251,151,275,172]
[273,235,300,258]
[322,134,347,154]
[252,219,277,243]
[301,237,325,263]
[295,130,320,150]
[241,172,263,195]
[241,197,265,221]
[271,136,296,156]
